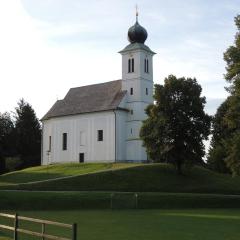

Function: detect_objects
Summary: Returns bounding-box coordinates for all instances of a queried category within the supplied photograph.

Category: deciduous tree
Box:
[0,112,15,173]
[140,75,211,174]
[207,98,232,173]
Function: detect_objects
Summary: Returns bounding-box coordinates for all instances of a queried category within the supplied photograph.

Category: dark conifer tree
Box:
[15,99,41,168]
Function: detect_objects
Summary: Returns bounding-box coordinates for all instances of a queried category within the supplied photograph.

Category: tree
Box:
[207,98,232,173]
[223,15,240,129]
[140,75,211,174]
[220,15,240,176]
[0,112,15,173]
[224,131,240,177]
[15,99,41,168]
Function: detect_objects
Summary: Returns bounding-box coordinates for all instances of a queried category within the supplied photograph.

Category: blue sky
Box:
[0,0,239,118]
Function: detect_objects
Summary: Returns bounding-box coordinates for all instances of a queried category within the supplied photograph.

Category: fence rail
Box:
[0,213,77,240]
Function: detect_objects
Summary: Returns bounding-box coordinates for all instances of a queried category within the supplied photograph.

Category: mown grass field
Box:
[1,163,240,239]
[1,163,240,194]
[1,191,240,210]
[1,209,240,240]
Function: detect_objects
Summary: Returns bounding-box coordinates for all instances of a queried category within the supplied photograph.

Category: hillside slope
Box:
[0,163,139,185]
[1,163,240,194]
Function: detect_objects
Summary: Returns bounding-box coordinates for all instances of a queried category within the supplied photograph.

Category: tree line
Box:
[140,14,240,176]
[0,99,41,173]
[207,15,240,176]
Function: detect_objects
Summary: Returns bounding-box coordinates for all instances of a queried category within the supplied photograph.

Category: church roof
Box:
[41,80,127,121]
[119,42,155,55]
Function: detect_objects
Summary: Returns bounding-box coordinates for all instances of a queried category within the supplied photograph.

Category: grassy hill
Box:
[0,163,139,185]
[1,163,240,194]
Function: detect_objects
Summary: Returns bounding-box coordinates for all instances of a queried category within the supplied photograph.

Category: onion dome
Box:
[128,13,148,44]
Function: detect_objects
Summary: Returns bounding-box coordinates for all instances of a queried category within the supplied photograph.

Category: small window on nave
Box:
[48,136,51,152]
[62,133,67,150]
[98,130,103,141]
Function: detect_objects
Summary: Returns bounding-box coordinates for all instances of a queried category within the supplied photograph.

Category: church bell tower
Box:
[119,11,156,161]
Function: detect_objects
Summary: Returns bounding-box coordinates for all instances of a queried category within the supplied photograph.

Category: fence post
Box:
[135,193,138,209]
[72,223,77,240]
[42,223,45,240]
[14,213,18,240]
[110,193,114,209]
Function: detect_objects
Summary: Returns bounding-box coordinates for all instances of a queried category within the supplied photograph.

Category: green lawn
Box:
[0,163,139,185]
[2,163,240,194]
[1,209,240,240]
[1,191,240,210]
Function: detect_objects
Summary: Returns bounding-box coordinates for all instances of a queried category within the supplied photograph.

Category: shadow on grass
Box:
[0,172,64,184]
[162,212,240,220]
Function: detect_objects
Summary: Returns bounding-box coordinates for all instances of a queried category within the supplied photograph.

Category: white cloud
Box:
[0,0,121,118]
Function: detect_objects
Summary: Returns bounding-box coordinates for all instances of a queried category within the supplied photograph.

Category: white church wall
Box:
[126,139,147,162]
[139,51,154,81]
[121,49,153,83]
[120,46,154,162]
[127,102,149,121]
[122,78,153,103]
[115,110,127,161]
[42,111,116,165]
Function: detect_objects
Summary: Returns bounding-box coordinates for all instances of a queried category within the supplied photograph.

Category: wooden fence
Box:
[0,213,77,240]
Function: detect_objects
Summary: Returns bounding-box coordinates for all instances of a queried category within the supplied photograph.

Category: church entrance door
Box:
[79,153,84,163]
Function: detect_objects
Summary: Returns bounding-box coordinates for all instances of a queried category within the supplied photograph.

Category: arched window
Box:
[128,59,131,73]
[128,58,134,73]
[145,58,149,73]
[131,58,134,72]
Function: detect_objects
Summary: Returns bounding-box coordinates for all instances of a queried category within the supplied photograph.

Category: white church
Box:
[41,14,156,165]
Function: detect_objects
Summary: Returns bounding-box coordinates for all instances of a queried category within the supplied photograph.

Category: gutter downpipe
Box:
[113,110,117,163]
[41,122,43,165]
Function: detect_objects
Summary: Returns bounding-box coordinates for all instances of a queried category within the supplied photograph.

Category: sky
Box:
[0,0,239,119]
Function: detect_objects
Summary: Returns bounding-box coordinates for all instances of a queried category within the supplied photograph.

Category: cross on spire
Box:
[136,4,139,22]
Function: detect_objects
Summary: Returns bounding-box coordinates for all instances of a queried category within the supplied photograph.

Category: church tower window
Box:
[144,58,149,73]
[128,58,134,73]
[146,88,148,95]
[62,133,67,150]
[130,87,133,95]
[128,59,131,73]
